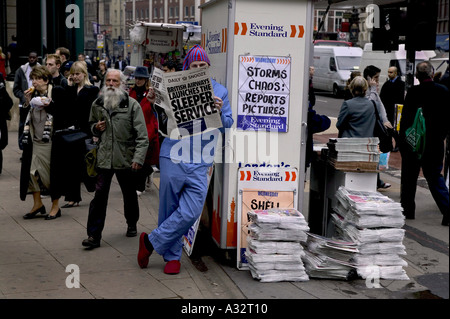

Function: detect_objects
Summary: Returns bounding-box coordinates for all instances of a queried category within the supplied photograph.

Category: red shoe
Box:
[137,233,153,268]
[164,260,181,274]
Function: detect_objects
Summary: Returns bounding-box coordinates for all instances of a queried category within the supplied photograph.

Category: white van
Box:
[313,46,363,96]
[359,43,435,84]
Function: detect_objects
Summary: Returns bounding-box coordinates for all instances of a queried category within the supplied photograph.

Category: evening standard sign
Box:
[237,55,291,132]
[152,67,222,138]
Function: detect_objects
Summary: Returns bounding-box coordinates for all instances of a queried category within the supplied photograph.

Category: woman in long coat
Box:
[61,61,99,208]
[128,66,159,194]
[20,66,74,220]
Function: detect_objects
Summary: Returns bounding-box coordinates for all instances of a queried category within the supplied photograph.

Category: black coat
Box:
[66,85,100,136]
[20,85,78,200]
[399,79,450,164]
[380,77,405,124]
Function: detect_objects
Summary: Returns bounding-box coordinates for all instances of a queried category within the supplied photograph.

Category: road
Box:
[312,91,344,118]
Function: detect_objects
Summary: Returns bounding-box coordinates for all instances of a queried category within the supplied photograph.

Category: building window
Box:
[154,8,158,19]
[334,11,344,32]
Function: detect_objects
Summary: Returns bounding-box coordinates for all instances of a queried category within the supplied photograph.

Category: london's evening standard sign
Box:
[237,55,291,132]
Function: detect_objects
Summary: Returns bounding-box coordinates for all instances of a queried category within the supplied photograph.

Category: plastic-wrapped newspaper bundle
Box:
[332,187,409,281]
[327,137,380,171]
[245,209,310,282]
[303,232,358,280]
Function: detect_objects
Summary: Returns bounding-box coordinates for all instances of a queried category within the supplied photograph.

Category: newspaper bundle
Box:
[332,186,409,281]
[303,232,358,280]
[327,137,380,172]
[245,209,310,283]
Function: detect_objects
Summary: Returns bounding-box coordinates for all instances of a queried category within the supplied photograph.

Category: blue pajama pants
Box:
[149,157,208,261]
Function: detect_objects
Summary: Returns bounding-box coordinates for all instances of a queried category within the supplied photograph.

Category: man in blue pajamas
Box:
[138,46,234,274]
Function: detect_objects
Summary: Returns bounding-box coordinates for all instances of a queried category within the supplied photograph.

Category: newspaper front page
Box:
[151,67,222,139]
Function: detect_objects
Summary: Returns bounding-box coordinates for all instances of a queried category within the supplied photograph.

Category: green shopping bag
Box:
[405,108,426,159]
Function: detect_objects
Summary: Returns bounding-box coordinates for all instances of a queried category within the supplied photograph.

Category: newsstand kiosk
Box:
[200,0,314,269]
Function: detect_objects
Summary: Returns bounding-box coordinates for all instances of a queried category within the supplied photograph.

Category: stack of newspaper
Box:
[327,138,380,172]
[332,186,409,280]
[302,232,358,280]
[245,209,310,282]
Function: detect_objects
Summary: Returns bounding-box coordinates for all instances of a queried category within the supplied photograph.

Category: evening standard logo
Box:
[249,23,287,38]
[206,31,222,54]
[252,171,283,182]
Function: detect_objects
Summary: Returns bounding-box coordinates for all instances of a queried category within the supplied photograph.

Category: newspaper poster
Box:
[158,67,222,138]
[146,29,181,53]
[237,55,291,132]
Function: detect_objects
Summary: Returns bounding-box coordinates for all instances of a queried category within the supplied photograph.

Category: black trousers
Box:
[400,146,449,219]
[87,168,139,240]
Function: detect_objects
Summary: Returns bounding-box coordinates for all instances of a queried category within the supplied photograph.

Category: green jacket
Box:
[89,93,149,169]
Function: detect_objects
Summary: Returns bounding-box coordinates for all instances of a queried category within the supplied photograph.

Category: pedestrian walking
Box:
[20,66,73,220]
[363,65,394,189]
[93,59,108,89]
[138,45,234,275]
[0,75,13,175]
[399,61,450,226]
[55,47,71,71]
[343,71,361,101]
[129,66,160,195]
[306,65,330,170]
[336,76,385,138]
[13,51,40,151]
[115,55,127,71]
[82,69,149,249]
[60,61,99,208]
[380,66,405,151]
[6,36,18,76]
[45,53,68,88]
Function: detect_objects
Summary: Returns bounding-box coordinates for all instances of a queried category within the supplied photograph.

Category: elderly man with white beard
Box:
[82,69,149,249]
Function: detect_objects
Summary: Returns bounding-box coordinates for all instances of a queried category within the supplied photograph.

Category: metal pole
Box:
[41,0,47,57]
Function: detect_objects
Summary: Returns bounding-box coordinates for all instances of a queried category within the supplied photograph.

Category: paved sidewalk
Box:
[0,131,448,304]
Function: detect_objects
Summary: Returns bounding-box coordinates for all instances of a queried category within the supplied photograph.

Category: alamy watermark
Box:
[65,264,80,289]
[66,4,80,29]
[365,4,381,29]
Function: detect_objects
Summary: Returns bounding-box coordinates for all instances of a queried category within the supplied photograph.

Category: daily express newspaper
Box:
[151,67,222,139]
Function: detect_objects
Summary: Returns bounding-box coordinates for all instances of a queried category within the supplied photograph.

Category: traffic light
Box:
[372,7,400,52]
[406,0,438,51]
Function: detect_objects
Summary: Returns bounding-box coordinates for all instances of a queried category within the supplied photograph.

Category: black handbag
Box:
[57,129,89,144]
[372,100,393,153]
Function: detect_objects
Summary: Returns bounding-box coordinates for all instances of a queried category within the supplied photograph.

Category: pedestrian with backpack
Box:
[399,61,450,226]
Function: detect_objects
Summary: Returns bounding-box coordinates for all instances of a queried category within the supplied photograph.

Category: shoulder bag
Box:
[372,100,393,153]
